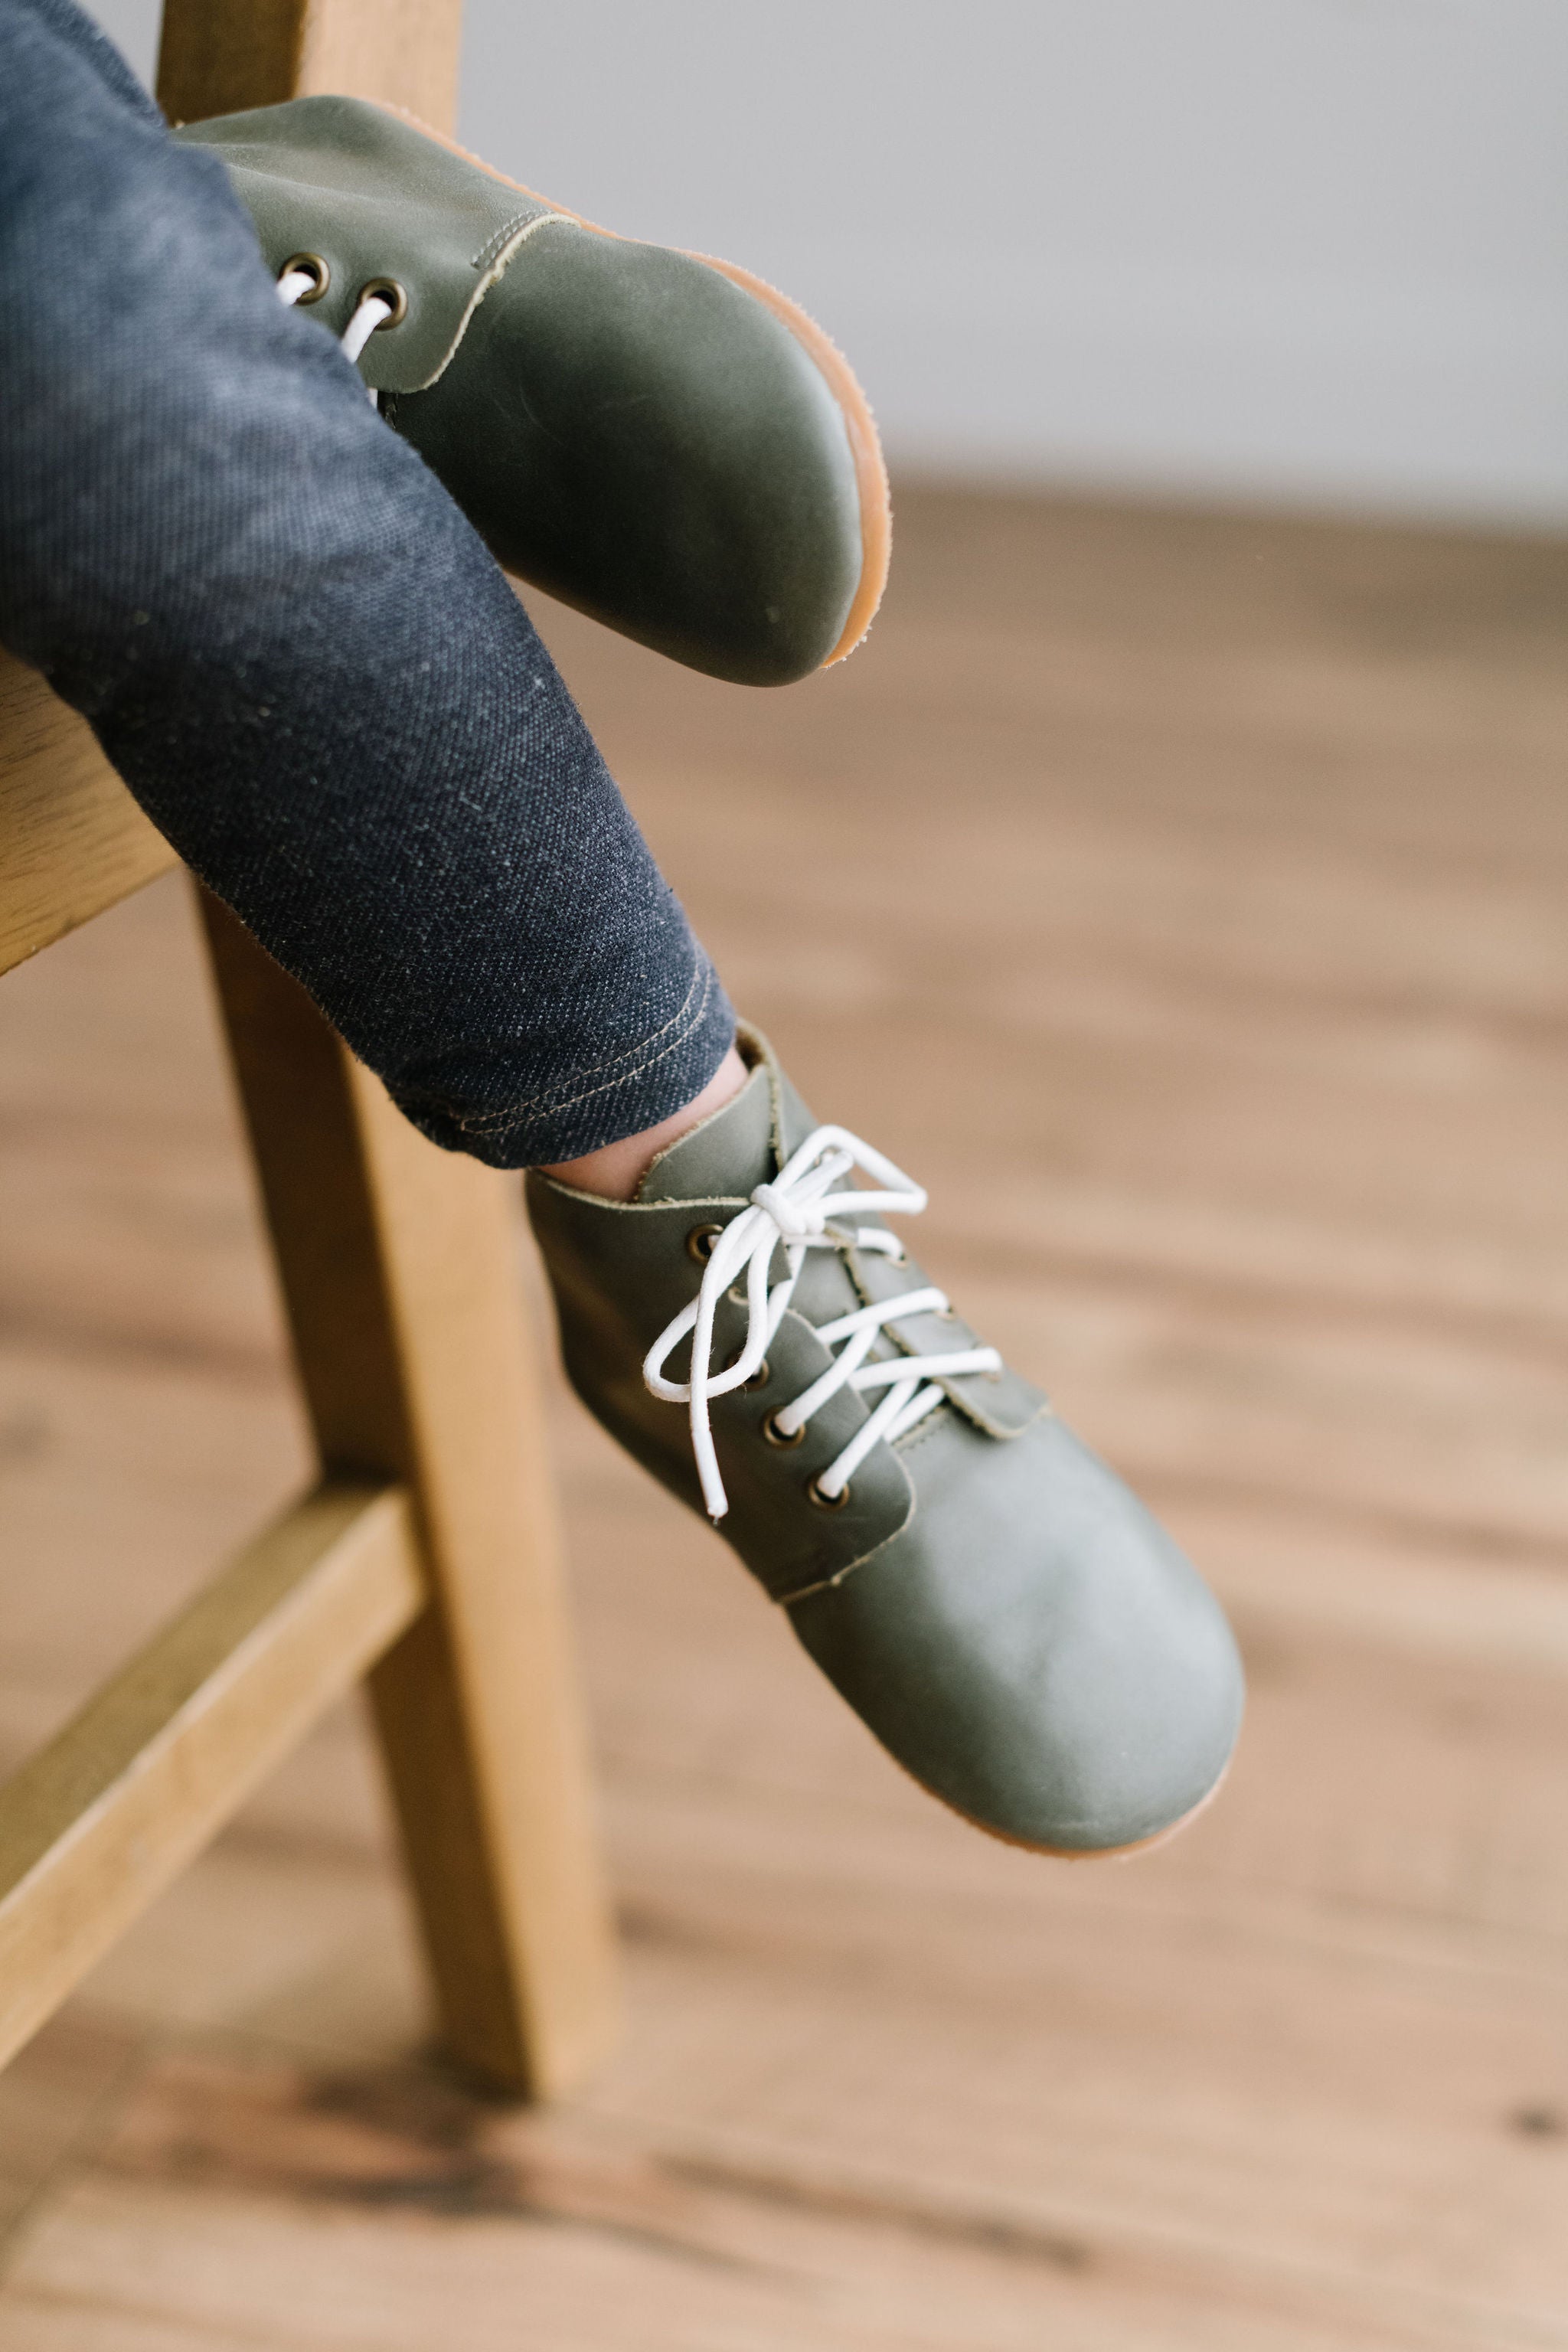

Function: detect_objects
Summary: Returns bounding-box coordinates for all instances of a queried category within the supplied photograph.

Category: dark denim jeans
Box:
[0,0,735,1165]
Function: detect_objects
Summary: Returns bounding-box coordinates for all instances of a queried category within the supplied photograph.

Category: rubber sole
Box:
[378,105,892,670]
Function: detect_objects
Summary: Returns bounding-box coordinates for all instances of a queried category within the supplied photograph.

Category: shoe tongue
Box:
[635,1065,776,1204]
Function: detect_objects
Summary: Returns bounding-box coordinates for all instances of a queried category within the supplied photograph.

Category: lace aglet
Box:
[693,1426,730,1522]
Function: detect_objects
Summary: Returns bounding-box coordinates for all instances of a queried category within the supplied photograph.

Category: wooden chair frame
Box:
[0,0,619,2103]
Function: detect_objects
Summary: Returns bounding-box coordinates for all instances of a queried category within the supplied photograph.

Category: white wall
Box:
[86,0,1568,525]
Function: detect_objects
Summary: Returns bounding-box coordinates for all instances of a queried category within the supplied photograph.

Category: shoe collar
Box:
[635,1024,805,1205]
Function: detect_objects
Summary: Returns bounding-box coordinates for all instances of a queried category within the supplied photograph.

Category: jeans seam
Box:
[437,953,720,1139]
[462,946,710,1127]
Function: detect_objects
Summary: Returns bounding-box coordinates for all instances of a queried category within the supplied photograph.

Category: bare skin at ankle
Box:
[538,1044,750,1202]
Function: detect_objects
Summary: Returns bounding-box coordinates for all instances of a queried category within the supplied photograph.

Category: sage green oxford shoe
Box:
[175,96,889,686]
[526,1030,1243,1856]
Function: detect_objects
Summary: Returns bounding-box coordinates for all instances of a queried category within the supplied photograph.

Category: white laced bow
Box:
[276,263,394,395]
[644,1125,1002,1522]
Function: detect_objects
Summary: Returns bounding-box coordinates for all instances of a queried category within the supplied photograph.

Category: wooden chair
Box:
[0,0,619,2103]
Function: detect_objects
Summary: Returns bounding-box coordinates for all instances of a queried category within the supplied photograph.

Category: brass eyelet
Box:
[725,1351,770,1393]
[281,251,331,303]
[808,1475,851,1511]
[686,1222,724,1264]
[763,1410,805,1449]
[358,275,408,329]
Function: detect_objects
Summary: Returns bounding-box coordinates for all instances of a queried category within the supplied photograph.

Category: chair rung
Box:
[0,1479,425,2071]
[0,651,178,977]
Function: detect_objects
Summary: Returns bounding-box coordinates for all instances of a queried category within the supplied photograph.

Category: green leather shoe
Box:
[527,1030,1243,1855]
[175,96,889,686]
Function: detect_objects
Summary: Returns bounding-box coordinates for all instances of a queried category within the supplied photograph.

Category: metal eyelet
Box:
[358,275,408,328]
[281,251,331,303]
[808,1475,851,1511]
[725,1351,770,1393]
[686,1222,724,1264]
[763,1410,805,1449]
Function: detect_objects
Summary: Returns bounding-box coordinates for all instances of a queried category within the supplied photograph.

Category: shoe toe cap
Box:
[786,1411,1243,1854]
[397,231,869,685]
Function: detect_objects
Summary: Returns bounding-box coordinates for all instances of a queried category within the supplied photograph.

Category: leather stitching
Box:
[394,209,574,393]
[471,207,544,272]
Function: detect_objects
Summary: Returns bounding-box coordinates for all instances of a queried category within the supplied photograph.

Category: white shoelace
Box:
[276,263,393,395]
[644,1124,1002,1522]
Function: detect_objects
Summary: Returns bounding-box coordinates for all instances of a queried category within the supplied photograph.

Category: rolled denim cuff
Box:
[388,947,737,1169]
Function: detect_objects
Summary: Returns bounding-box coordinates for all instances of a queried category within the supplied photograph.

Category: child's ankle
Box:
[537,1044,749,1201]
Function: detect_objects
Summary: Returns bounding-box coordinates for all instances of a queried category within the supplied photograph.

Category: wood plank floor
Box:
[2,488,1567,2348]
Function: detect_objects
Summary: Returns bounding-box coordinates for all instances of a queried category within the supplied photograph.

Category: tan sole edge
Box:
[901,1746,1235,1864]
[374,103,892,670]
[685,253,890,667]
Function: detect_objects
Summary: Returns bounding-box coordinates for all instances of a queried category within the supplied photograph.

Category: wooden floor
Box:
[2,488,1568,2348]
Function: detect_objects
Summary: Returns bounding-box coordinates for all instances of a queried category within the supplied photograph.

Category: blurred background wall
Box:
[88,0,1568,524]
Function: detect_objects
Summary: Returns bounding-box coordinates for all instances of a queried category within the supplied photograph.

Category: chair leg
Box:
[196,886,619,2100]
[156,0,464,131]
